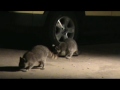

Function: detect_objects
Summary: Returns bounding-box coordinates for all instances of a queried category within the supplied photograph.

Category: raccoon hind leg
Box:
[65,51,74,59]
[40,58,46,70]
[36,61,45,70]
[38,61,42,67]
[39,61,44,70]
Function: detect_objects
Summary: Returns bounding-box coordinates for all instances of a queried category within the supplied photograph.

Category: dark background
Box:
[0,29,119,51]
[0,12,120,51]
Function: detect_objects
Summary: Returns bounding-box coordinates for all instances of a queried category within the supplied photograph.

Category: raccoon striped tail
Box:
[49,51,58,60]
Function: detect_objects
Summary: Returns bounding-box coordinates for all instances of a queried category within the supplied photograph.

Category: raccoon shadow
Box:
[0,66,20,72]
[0,66,43,72]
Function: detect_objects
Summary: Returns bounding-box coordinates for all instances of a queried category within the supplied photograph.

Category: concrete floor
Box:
[0,43,120,79]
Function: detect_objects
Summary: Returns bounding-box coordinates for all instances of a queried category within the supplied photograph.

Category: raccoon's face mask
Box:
[55,46,61,53]
[52,44,61,53]
[19,57,27,69]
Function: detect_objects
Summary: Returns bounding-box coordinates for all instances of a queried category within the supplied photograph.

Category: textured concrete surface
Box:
[0,43,120,79]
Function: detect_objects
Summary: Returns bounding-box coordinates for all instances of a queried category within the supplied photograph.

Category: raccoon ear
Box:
[20,57,24,62]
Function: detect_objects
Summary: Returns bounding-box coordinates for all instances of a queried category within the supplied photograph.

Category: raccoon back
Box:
[23,51,37,62]
[64,38,78,51]
[31,45,57,60]
[31,45,49,56]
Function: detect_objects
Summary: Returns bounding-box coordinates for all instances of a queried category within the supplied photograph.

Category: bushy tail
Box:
[49,51,58,60]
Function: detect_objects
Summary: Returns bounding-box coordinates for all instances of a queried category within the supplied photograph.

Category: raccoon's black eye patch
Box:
[55,46,59,50]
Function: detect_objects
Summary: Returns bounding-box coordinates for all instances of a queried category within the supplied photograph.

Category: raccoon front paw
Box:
[21,69,28,72]
[26,69,29,72]
[40,67,45,70]
[65,56,71,59]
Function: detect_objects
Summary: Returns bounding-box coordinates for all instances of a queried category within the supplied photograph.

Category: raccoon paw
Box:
[21,69,28,72]
[65,56,71,59]
[40,67,45,70]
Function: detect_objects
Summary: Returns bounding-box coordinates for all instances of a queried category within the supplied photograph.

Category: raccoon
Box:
[31,45,58,60]
[19,45,58,72]
[54,38,79,59]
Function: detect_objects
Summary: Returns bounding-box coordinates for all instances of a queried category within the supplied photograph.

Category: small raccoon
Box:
[54,38,79,59]
[19,45,58,72]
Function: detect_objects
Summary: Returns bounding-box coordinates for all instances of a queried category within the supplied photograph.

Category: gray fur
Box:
[55,38,79,59]
[19,45,57,72]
